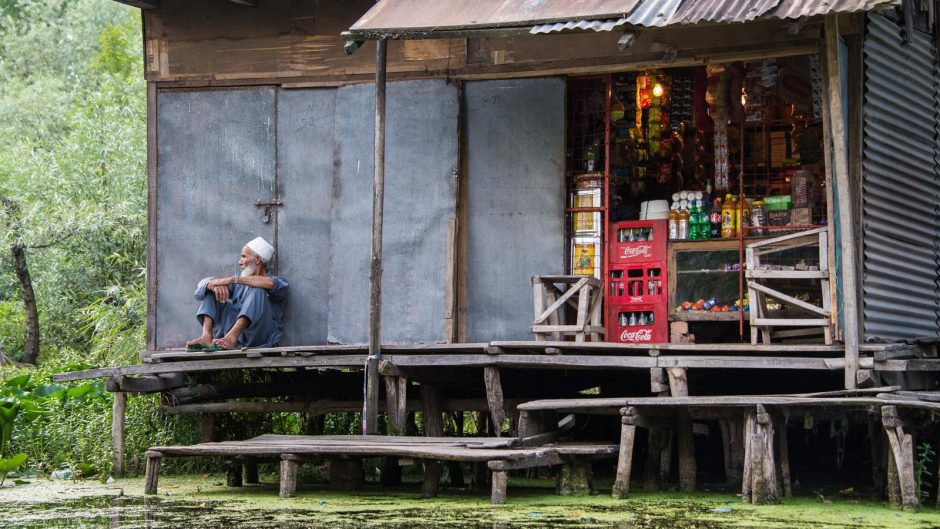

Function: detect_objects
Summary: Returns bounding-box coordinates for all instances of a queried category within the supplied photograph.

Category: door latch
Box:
[254,200,283,224]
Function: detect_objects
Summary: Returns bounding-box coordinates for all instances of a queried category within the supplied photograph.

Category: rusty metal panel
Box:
[861,11,940,341]
[772,0,900,20]
[465,78,566,341]
[155,88,276,349]
[351,0,641,32]
[328,80,458,344]
[276,88,336,346]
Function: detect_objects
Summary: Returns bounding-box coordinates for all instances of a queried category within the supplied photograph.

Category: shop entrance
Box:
[564,56,830,344]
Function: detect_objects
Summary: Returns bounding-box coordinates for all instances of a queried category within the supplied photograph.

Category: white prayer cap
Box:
[246,237,275,263]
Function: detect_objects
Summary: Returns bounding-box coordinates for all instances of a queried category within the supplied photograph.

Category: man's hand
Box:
[206,277,236,302]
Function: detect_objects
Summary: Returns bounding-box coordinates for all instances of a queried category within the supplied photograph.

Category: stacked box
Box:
[608,220,668,344]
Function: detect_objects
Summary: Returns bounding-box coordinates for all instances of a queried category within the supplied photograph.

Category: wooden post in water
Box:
[111,391,126,477]
[365,38,388,435]
[612,407,638,498]
[280,454,300,498]
[421,384,443,498]
[742,405,779,505]
[667,368,696,492]
[881,405,918,510]
[144,451,162,495]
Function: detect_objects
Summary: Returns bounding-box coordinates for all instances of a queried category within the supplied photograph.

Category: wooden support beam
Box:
[777,416,792,498]
[742,405,780,505]
[558,457,593,495]
[111,392,126,477]
[824,14,860,389]
[384,376,408,434]
[667,368,695,493]
[279,454,300,498]
[329,458,364,490]
[421,384,443,498]
[226,459,243,487]
[107,374,186,394]
[612,410,637,498]
[720,418,744,488]
[144,451,162,495]
[491,470,508,504]
[200,413,215,443]
[244,460,259,484]
[881,406,919,510]
[483,366,507,435]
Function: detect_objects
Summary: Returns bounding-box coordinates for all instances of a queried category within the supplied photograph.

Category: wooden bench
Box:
[143,434,616,504]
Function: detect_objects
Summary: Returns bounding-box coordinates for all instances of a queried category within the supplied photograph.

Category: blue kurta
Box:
[194,274,289,348]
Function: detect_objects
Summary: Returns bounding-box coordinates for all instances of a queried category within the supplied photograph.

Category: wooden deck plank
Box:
[517,396,940,412]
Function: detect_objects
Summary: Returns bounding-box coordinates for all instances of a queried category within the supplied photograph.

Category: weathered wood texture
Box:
[612,418,637,498]
[742,406,779,505]
[421,385,443,498]
[144,451,162,495]
[142,1,819,85]
[111,392,126,477]
[881,406,919,510]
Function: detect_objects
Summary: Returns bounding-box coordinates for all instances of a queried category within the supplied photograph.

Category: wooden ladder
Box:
[745,228,832,345]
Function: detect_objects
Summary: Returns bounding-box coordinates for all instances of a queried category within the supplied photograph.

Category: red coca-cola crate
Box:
[608,303,668,344]
[608,264,667,305]
[609,220,667,265]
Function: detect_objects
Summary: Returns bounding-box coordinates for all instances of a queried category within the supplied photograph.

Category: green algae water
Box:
[2,476,940,528]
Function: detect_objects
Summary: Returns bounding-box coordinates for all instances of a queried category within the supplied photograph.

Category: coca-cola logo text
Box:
[620,329,653,342]
[621,245,652,259]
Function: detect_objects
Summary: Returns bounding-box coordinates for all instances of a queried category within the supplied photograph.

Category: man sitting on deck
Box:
[186,237,288,350]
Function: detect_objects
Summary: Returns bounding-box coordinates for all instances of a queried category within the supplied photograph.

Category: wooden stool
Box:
[530,275,604,342]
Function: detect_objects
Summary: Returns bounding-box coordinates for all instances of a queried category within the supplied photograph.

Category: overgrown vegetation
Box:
[0,0,163,480]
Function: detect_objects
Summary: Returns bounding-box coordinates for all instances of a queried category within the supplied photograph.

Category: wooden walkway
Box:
[144,434,617,503]
[54,340,929,383]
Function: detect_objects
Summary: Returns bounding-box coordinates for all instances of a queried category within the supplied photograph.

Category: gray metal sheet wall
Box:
[328,80,458,344]
[276,89,336,345]
[155,88,277,348]
[861,12,940,340]
[465,78,566,341]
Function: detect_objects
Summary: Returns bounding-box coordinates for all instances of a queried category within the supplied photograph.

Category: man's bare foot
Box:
[186,335,213,348]
[213,335,237,350]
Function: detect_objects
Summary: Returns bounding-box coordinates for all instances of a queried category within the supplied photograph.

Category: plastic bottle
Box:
[710,198,722,238]
[687,200,698,240]
[668,204,679,240]
[584,142,597,171]
[697,199,709,240]
[678,201,690,240]
[720,194,735,238]
[750,200,767,237]
[740,198,751,236]
[731,196,740,237]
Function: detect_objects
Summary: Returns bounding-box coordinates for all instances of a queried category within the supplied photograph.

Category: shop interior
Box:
[565,55,830,345]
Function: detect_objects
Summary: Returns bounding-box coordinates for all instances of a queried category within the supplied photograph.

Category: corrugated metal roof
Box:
[530,17,629,34]
[624,0,683,26]
[772,0,900,20]
[350,0,641,32]
[670,0,778,25]
[345,0,904,39]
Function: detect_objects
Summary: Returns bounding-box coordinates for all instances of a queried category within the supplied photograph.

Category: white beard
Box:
[240,264,256,278]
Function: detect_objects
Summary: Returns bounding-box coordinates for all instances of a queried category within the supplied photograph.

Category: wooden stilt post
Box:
[491,469,508,504]
[330,458,364,490]
[280,454,300,498]
[558,457,593,495]
[777,415,791,498]
[365,37,389,435]
[667,367,695,492]
[720,418,744,488]
[144,451,162,495]
[744,405,780,505]
[226,459,243,487]
[421,384,443,498]
[244,459,259,485]
[613,407,638,498]
[200,413,215,443]
[881,406,918,510]
[111,391,126,477]
[483,367,506,436]
[644,429,665,491]
[868,416,887,500]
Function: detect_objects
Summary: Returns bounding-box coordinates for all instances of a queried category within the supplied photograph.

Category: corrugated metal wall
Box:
[861,11,940,340]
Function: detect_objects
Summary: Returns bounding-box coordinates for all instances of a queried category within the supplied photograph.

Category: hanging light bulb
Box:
[652,82,664,98]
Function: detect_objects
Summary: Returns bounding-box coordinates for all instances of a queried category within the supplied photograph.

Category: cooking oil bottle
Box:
[721,193,735,238]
